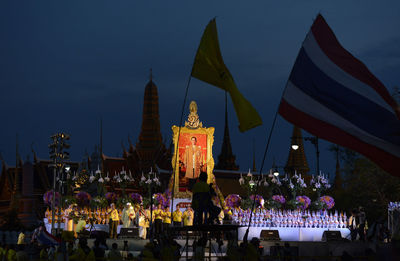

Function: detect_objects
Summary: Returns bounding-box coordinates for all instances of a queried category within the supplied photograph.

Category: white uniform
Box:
[122,206,135,228]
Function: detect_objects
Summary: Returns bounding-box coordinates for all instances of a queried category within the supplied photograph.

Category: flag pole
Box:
[245,64,299,242]
[170,74,192,223]
[244,105,279,241]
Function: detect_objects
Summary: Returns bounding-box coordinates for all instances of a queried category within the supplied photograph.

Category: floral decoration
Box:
[154,193,168,208]
[75,191,91,206]
[43,190,61,207]
[130,193,143,205]
[249,194,264,208]
[319,195,335,209]
[225,194,242,208]
[272,195,286,204]
[105,192,118,203]
[295,195,311,210]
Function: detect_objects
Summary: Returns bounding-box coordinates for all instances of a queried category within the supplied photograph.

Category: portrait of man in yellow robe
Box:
[183,136,203,179]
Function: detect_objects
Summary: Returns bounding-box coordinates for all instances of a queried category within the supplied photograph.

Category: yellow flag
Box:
[191,19,262,132]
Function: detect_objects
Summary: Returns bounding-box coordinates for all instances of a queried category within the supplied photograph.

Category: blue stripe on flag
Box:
[289,47,400,146]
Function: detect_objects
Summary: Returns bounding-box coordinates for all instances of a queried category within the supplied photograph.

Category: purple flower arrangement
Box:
[43,190,61,207]
[105,192,118,203]
[295,195,311,210]
[272,195,286,204]
[250,194,264,208]
[75,191,91,206]
[129,193,143,205]
[154,193,169,208]
[225,194,242,208]
[319,195,335,209]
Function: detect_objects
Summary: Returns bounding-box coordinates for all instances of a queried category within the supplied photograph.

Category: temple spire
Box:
[285,125,310,175]
[216,91,239,170]
[333,146,342,189]
[11,133,21,210]
[136,71,165,171]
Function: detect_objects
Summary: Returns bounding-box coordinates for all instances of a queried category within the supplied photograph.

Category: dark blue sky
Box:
[0,1,399,177]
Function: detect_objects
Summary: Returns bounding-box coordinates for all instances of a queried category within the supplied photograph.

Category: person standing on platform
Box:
[183,207,194,226]
[173,205,183,227]
[153,203,164,235]
[121,203,135,228]
[17,230,25,245]
[192,172,211,225]
[358,206,367,241]
[109,203,119,239]
[348,209,359,241]
[163,206,172,233]
[138,205,150,240]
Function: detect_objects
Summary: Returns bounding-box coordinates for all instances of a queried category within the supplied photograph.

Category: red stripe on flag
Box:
[311,14,399,116]
[279,99,400,177]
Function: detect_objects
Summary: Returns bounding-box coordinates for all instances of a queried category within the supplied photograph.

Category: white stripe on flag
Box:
[303,31,395,115]
[283,81,400,157]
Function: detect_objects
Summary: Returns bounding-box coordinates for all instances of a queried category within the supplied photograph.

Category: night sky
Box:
[0,1,399,177]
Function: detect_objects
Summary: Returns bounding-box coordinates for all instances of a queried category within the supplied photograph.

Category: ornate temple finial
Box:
[150,68,153,81]
[185,101,203,129]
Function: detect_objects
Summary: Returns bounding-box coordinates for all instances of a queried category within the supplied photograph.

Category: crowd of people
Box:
[45,202,195,240]
[231,208,349,229]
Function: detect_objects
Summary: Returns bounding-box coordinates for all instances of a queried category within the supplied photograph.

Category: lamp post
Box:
[48,132,70,235]
[140,168,160,240]
[291,136,319,176]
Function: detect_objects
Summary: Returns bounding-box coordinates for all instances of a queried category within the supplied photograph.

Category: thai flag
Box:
[279,14,400,177]
[37,230,61,246]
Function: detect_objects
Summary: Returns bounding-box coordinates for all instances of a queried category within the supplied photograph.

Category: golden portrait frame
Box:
[171,125,215,197]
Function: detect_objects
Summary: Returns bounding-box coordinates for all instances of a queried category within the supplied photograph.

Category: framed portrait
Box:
[171,125,215,197]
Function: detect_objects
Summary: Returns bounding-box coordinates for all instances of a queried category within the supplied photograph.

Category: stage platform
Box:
[238,226,351,241]
[45,221,351,242]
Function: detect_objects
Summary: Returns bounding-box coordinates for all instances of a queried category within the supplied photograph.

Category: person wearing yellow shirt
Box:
[0,243,5,261]
[6,245,16,261]
[172,205,183,227]
[162,206,171,232]
[17,231,25,245]
[45,208,51,223]
[153,203,164,234]
[109,203,119,239]
[183,207,194,226]
[138,205,150,239]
